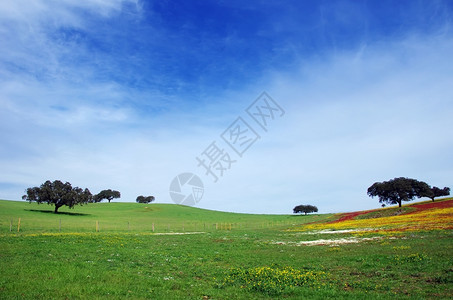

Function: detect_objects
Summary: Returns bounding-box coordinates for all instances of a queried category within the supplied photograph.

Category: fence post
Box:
[59,219,61,232]
[17,218,21,232]
[152,223,155,232]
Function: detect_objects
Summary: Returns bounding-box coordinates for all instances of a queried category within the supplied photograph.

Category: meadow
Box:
[0,199,452,299]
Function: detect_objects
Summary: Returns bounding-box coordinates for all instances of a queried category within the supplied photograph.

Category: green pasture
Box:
[0,200,452,299]
[0,200,327,233]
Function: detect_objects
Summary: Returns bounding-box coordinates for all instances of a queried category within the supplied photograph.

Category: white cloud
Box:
[0,0,141,83]
[0,0,137,24]
[195,33,453,213]
[2,32,453,213]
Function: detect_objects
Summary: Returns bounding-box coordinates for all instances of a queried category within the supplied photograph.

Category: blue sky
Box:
[1,0,452,214]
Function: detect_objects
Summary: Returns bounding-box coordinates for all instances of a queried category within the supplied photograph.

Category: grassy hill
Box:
[0,200,330,234]
[1,198,451,299]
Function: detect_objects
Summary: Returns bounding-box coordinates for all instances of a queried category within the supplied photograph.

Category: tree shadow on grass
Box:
[25,209,90,216]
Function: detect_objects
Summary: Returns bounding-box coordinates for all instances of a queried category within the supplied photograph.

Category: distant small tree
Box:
[293,204,318,215]
[367,177,431,207]
[94,189,121,203]
[428,186,450,202]
[136,195,155,204]
[22,180,92,213]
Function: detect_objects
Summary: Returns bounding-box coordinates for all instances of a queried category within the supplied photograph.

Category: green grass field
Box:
[1,199,452,299]
[0,200,325,233]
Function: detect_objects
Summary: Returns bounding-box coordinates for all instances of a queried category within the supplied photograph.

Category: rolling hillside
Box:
[0,200,329,233]
[1,198,452,299]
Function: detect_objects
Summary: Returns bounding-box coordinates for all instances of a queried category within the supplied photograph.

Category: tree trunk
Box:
[398,201,402,208]
[54,204,62,214]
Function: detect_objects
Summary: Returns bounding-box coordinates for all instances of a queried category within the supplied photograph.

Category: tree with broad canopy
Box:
[94,189,121,203]
[136,195,155,203]
[428,186,450,202]
[22,180,92,213]
[293,204,318,215]
[367,177,432,208]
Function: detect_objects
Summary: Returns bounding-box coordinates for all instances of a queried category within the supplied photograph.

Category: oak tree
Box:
[293,204,318,215]
[22,180,92,213]
[136,195,155,203]
[94,189,121,203]
[367,177,431,207]
[428,186,450,202]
